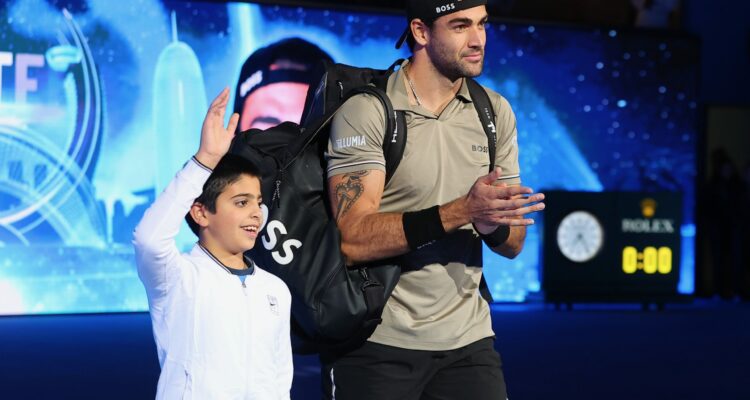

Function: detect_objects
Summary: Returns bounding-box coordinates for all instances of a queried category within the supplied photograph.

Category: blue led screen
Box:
[0,0,698,314]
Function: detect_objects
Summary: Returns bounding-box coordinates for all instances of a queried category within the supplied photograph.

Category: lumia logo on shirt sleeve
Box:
[334,136,367,150]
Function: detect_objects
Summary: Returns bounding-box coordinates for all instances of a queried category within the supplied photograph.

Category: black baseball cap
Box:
[395,0,488,49]
[233,38,333,115]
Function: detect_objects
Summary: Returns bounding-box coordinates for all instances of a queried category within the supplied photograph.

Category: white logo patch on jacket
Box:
[267,295,279,315]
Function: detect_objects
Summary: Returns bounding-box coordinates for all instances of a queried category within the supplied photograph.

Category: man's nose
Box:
[467,26,484,48]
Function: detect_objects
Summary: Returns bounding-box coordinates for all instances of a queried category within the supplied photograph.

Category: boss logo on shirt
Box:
[472,144,489,153]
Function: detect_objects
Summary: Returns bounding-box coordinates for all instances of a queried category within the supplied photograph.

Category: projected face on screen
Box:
[233,38,332,131]
[239,82,309,130]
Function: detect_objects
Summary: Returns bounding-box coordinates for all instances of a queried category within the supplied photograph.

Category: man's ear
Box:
[412,18,430,47]
[189,202,210,229]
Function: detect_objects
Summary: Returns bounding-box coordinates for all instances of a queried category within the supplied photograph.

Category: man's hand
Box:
[194,87,240,169]
[466,167,545,234]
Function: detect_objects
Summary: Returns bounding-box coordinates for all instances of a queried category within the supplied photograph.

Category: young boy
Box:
[133,88,292,399]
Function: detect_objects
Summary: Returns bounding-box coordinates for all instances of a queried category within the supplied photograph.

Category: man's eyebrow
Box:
[447,15,489,25]
[447,17,472,25]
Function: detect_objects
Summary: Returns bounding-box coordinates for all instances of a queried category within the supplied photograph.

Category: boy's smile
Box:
[197,174,263,269]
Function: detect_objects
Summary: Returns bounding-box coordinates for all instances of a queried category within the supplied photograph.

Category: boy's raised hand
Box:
[194,87,240,169]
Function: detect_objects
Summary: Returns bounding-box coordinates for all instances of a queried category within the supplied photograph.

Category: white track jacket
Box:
[133,159,292,400]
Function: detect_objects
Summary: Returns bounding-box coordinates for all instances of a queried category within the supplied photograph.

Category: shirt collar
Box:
[194,243,256,276]
[387,59,473,114]
[456,77,473,103]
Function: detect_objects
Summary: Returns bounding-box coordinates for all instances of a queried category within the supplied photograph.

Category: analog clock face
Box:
[556,211,604,263]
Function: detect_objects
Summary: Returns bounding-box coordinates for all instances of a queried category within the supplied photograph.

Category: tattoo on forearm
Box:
[335,170,370,221]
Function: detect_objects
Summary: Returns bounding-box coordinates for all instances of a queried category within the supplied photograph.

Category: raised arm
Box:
[133,88,239,297]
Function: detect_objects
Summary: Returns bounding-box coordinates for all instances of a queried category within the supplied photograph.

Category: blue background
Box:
[0,0,698,314]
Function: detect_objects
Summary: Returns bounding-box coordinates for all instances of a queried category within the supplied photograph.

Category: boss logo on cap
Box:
[436,3,456,13]
[239,70,263,98]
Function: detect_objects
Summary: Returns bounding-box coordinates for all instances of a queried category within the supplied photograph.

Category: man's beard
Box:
[427,41,484,81]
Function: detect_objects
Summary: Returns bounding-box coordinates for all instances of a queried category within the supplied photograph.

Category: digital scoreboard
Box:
[542,191,682,303]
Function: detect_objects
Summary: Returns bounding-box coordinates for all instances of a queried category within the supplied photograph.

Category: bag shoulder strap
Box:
[466,78,499,304]
[376,60,406,183]
[465,77,497,171]
[387,111,407,183]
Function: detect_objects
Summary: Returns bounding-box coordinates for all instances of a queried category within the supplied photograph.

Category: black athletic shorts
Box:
[320,337,508,400]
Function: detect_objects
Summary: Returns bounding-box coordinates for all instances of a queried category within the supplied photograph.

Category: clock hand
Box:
[579,238,589,253]
[572,232,591,254]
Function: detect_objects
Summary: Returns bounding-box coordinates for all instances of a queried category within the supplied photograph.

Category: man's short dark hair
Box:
[185,154,262,236]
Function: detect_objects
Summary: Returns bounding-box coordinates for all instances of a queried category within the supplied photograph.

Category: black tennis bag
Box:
[230,62,405,353]
[230,60,499,353]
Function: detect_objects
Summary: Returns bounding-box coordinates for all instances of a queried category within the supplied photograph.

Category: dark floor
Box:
[1,299,748,399]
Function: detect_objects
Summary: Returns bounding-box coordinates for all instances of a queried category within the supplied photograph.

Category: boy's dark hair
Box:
[185,154,262,236]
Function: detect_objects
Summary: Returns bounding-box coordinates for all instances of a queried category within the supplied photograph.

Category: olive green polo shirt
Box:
[326,60,522,351]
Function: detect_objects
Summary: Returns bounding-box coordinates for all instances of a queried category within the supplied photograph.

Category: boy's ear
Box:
[189,202,210,228]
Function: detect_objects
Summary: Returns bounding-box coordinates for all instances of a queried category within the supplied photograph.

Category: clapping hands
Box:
[467,167,545,234]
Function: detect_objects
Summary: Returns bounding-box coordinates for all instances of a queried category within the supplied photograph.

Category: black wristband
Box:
[475,225,511,248]
[191,156,213,173]
[402,206,446,250]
